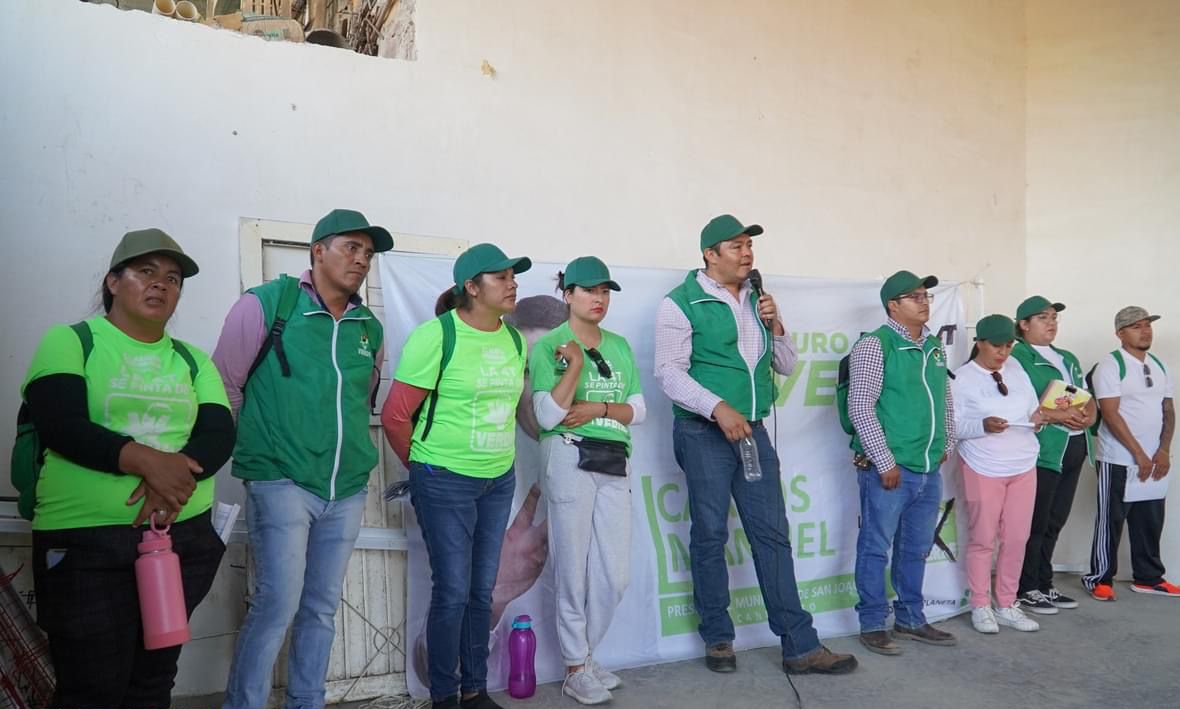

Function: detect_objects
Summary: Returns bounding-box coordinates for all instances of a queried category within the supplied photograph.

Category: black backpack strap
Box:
[171,340,200,382]
[69,321,94,364]
[419,311,457,441]
[246,275,301,384]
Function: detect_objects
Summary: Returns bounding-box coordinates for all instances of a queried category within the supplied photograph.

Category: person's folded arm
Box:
[381,381,430,467]
[24,374,133,474]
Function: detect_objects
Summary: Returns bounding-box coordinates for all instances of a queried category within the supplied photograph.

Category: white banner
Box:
[379,254,969,697]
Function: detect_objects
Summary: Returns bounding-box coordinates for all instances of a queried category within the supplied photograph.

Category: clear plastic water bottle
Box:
[507,614,537,699]
[739,436,762,482]
[135,514,191,650]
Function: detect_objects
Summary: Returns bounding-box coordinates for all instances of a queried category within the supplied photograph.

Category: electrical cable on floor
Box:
[785,670,803,709]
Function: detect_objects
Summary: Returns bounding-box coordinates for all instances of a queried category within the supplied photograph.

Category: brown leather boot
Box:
[705,642,737,673]
[782,646,858,675]
[893,623,957,646]
[859,630,901,655]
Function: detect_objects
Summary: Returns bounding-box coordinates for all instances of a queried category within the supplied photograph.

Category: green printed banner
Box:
[385,254,970,697]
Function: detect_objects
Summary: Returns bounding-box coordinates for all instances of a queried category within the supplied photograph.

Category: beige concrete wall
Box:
[1027,0,1180,576]
[0,0,1028,696]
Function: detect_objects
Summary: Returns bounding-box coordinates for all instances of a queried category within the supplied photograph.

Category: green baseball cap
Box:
[453,243,532,290]
[1016,295,1065,322]
[975,314,1017,345]
[109,228,199,278]
[311,209,394,252]
[700,214,763,250]
[562,256,620,291]
[880,270,938,308]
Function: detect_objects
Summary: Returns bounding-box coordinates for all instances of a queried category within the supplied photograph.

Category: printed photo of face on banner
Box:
[407,292,569,694]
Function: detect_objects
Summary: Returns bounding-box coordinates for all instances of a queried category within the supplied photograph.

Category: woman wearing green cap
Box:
[1010,296,1096,613]
[527,256,645,705]
[381,242,531,709]
[952,314,1052,634]
[18,229,234,708]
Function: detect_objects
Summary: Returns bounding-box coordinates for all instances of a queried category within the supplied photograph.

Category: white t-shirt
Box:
[1032,344,1084,437]
[952,358,1041,476]
[1094,348,1174,465]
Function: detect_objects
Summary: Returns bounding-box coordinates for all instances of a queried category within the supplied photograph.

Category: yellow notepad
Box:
[1039,379,1092,410]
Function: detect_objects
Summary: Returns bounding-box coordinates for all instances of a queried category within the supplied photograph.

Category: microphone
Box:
[748,269,771,326]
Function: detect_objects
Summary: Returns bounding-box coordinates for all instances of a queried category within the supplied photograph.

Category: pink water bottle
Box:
[507,614,537,699]
[135,514,190,650]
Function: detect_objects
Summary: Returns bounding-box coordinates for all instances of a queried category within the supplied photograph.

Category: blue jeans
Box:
[410,463,515,702]
[854,465,942,632]
[223,480,366,709]
[672,418,820,661]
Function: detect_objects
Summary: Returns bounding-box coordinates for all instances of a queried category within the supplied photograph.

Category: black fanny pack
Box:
[569,436,629,477]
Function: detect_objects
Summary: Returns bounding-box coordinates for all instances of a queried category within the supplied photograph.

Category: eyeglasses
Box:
[586,347,612,379]
[1144,363,1154,388]
[895,292,935,304]
[991,371,1009,396]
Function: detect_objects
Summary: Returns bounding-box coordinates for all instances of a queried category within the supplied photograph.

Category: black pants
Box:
[1018,434,1086,594]
[31,511,225,709]
[1082,461,1167,589]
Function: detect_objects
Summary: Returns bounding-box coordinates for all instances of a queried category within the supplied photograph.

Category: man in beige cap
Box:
[1083,306,1178,600]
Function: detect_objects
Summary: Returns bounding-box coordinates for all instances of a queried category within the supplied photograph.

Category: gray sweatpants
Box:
[540,434,632,666]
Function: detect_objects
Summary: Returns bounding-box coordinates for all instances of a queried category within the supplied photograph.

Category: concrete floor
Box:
[186,575,1180,709]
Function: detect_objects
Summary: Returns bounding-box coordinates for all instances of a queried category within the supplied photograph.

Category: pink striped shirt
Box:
[654,270,798,420]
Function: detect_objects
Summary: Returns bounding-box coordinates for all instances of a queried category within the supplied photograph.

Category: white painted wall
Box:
[0,0,1028,697]
[1026,0,1180,579]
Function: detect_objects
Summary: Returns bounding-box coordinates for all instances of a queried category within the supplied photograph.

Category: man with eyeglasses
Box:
[847,270,957,655]
[214,209,392,709]
[654,214,857,678]
[1082,306,1178,600]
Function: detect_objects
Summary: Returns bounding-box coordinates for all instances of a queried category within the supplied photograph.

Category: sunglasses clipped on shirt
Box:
[586,347,612,379]
[1144,363,1154,388]
[991,371,1009,396]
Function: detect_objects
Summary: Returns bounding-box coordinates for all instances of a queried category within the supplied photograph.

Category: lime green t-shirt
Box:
[20,317,230,530]
[394,315,525,478]
[527,322,642,452]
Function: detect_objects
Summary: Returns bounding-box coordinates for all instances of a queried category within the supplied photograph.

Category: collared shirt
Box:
[654,270,798,420]
[212,269,383,417]
[848,318,956,472]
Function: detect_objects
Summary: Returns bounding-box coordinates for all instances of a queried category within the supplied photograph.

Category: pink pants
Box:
[961,458,1037,608]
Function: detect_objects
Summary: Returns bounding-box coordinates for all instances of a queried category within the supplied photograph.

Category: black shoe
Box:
[432,699,459,709]
[1046,587,1080,609]
[460,690,503,709]
[893,623,957,646]
[705,642,737,672]
[858,630,901,655]
[783,645,858,675]
[1017,590,1060,615]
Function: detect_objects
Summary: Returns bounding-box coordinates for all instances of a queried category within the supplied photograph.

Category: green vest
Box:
[851,325,949,473]
[1009,339,1093,472]
[233,279,383,501]
[665,270,776,421]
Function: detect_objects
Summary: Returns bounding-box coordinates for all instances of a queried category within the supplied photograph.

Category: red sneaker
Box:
[1090,583,1117,601]
[1131,580,1180,597]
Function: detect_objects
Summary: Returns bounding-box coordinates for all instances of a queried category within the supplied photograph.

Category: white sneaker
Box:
[588,656,621,690]
[994,605,1040,632]
[563,670,612,705]
[971,606,999,634]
